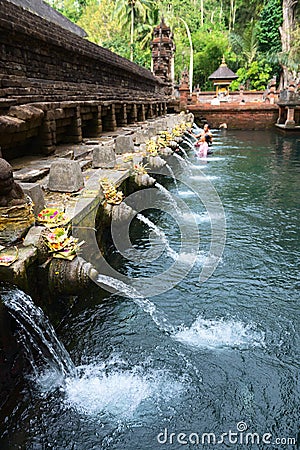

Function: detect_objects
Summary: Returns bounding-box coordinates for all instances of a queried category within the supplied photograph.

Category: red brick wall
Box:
[189,103,279,130]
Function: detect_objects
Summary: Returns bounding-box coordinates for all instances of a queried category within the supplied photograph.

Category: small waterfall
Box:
[180,139,196,154]
[155,182,181,215]
[94,274,176,334]
[137,213,178,261]
[165,163,178,190]
[173,153,192,174]
[192,123,203,133]
[1,287,75,376]
[184,132,197,143]
[181,147,190,160]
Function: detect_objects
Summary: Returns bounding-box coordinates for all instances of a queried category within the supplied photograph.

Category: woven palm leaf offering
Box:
[157,131,172,148]
[145,140,159,156]
[43,227,84,260]
[37,208,69,228]
[99,178,124,205]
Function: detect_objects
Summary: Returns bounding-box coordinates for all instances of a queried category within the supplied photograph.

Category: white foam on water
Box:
[177,190,197,198]
[190,163,208,170]
[64,364,183,419]
[174,316,265,350]
[203,156,225,161]
[190,175,219,181]
[176,250,221,267]
[181,212,210,223]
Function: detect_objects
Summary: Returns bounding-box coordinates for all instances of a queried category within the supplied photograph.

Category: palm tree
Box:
[230,21,258,67]
[114,0,153,62]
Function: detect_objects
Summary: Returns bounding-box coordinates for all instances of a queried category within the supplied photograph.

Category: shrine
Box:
[208,56,238,101]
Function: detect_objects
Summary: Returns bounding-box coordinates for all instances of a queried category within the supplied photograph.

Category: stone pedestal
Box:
[115,135,134,155]
[93,145,116,168]
[48,159,84,192]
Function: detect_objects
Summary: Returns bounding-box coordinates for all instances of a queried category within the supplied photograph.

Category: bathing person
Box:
[191,123,213,147]
[202,123,213,146]
[197,135,208,158]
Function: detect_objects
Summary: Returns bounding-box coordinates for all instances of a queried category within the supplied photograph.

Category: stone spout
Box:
[168,140,179,151]
[148,155,166,169]
[111,202,137,223]
[134,173,156,187]
[48,256,97,295]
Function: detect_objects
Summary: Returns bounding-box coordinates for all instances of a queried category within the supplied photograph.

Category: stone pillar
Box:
[285,107,296,128]
[102,104,117,131]
[95,105,102,135]
[130,104,138,123]
[65,106,82,143]
[191,92,198,104]
[40,110,56,154]
[116,104,127,127]
[179,69,190,108]
[147,104,154,119]
[137,104,146,122]
[277,105,286,124]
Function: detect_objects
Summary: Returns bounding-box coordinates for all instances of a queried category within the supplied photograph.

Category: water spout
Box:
[93,274,176,334]
[165,163,178,190]
[155,182,181,215]
[136,213,178,261]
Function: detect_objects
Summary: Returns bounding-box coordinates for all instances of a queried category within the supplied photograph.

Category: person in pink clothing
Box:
[197,135,208,158]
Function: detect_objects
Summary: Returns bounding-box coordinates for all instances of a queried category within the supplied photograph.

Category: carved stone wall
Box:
[0,0,168,159]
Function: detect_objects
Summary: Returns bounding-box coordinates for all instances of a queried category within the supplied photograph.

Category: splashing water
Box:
[64,363,183,419]
[173,153,191,174]
[174,316,265,350]
[180,138,196,154]
[179,145,190,159]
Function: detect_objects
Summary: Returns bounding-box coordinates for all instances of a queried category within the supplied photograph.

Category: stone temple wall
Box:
[0,0,167,159]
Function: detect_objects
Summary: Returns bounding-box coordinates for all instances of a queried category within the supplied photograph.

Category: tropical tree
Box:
[45,0,88,22]
[77,0,121,45]
[230,20,258,67]
[256,0,282,54]
[114,0,153,61]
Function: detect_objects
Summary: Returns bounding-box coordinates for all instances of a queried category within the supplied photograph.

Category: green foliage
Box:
[44,0,87,22]
[44,0,285,89]
[231,59,273,90]
[192,30,230,90]
[256,0,282,54]
[77,0,121,45]
[230,21,258,67]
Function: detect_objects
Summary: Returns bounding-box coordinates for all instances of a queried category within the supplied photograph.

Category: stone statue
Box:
[0,158,26,207]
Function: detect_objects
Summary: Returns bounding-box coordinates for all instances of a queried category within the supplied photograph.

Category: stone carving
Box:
[0,158,26,207]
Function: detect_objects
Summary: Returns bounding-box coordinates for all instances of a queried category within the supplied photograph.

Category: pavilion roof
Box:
[209,57,238,81]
